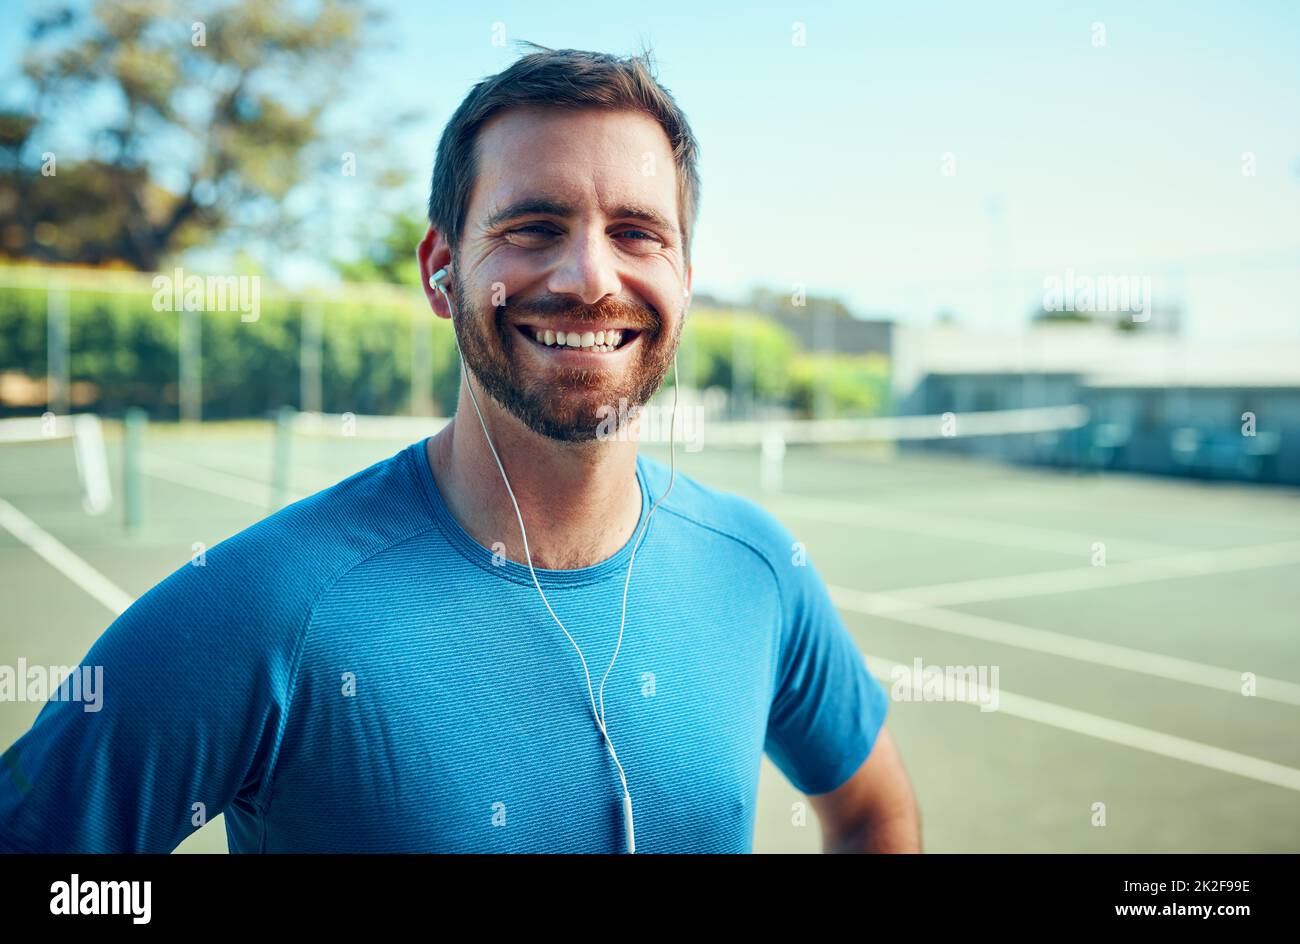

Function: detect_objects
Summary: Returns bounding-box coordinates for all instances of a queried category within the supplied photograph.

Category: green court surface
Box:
[2,419,1298,852]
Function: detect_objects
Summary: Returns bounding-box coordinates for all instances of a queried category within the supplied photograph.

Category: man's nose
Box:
[545,226,621,306]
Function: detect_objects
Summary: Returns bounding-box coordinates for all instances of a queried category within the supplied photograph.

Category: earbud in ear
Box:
[429,267,455,320]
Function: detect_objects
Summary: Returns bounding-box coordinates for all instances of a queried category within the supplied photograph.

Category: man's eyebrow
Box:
[483,198,573,230]
[483,197,677,236]
[615,203,677,235]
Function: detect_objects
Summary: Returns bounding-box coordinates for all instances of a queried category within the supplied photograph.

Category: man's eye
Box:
[507,226,661,244]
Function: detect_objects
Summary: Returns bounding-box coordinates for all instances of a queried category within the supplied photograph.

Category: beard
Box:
[449,267,681,443]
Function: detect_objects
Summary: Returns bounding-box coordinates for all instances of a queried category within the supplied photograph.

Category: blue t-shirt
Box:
[0,439,888,853]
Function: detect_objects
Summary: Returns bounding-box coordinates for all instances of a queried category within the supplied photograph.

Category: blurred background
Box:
[0,0,1297,852]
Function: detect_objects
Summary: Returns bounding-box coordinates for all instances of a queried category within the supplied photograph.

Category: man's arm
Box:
[808,726,921,853]
[0,532,302,851]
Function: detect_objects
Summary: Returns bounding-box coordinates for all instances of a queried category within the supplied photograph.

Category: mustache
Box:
[501,294,659,331]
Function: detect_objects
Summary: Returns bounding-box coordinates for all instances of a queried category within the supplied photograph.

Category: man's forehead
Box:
[470,108,678,225]
[477,106,673,166]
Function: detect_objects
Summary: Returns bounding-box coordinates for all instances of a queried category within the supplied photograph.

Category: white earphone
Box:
[429,265,680,853]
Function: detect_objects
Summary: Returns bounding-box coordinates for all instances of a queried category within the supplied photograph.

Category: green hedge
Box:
[0,282,457,419]
[788,352,892,416]
[0,278,890,419]
[678,310,799,401]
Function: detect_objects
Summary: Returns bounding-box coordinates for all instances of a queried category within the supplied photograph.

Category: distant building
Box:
[770,308,893,357]
[891,324,1300,485]
[739,289,891,357]
[1032,302,1185,335]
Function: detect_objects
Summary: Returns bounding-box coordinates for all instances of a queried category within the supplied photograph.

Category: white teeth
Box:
[527,327,629,351]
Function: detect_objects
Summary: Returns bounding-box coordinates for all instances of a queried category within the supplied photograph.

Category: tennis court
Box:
[2,414,1297,852]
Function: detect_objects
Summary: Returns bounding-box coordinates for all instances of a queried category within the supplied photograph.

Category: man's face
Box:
[447,106,690,442]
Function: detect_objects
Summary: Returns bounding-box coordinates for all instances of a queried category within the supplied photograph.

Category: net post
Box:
[272,406,295,510]
[300,297,323,415]
[123,408,146,532]
[179,307,202,423]
[47,281,70,418]
[761,427,786,492]
[72,414,111,516]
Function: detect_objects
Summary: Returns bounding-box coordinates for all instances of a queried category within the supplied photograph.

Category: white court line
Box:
[153,452,1300,705]
[864,654,1300,793]
[835,540,1300,612]
[0,498,134,616]
[141,453,303,507]
[769,493,1233,560]
[838,588,1300,707]
[831,540,1300,706]
[762,472,1300,536]
[147,449,342,495]
[5,478,1296,794]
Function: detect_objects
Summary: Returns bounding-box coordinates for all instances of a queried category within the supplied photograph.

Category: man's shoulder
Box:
[133,441,438,633]
[243,438,431,544]
[636,451,798,570]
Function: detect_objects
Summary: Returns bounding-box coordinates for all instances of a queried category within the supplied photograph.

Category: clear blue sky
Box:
[5,0,1299,339]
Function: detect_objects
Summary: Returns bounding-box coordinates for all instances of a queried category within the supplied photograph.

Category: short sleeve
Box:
[763,552,890,796]
[0,549,299,853]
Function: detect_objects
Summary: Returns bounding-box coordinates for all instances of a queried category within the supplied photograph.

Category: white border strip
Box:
[864,653,1300,793]
[0,498,134,616]
[839,589,1300,706]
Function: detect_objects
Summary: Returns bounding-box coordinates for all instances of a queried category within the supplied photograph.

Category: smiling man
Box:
[417,44,919,853]
[0,44,920,854]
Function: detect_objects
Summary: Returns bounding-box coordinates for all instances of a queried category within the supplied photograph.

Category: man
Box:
[0,45,920,853]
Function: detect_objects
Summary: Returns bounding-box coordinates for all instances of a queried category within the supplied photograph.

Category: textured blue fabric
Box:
[0,439,888,853]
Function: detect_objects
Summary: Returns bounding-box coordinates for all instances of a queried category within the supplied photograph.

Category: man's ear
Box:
[417,224,452,320]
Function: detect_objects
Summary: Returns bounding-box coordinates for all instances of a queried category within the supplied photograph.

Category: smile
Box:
[513,323,641,354]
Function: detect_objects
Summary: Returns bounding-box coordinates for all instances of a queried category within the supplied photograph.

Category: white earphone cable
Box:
[433,272,680,853]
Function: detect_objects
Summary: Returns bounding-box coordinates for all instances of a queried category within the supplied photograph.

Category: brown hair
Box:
[427,42,701,266]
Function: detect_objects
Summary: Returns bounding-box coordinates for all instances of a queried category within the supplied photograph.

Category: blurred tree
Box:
[748,284,855,322]
[334,211,425,285]
[0,0,397,270]
[787,352,890,417]
[685,312,798,403]
[1030,308,1094,325]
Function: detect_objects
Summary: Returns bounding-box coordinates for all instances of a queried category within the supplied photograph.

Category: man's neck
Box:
[425,392,643,571]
